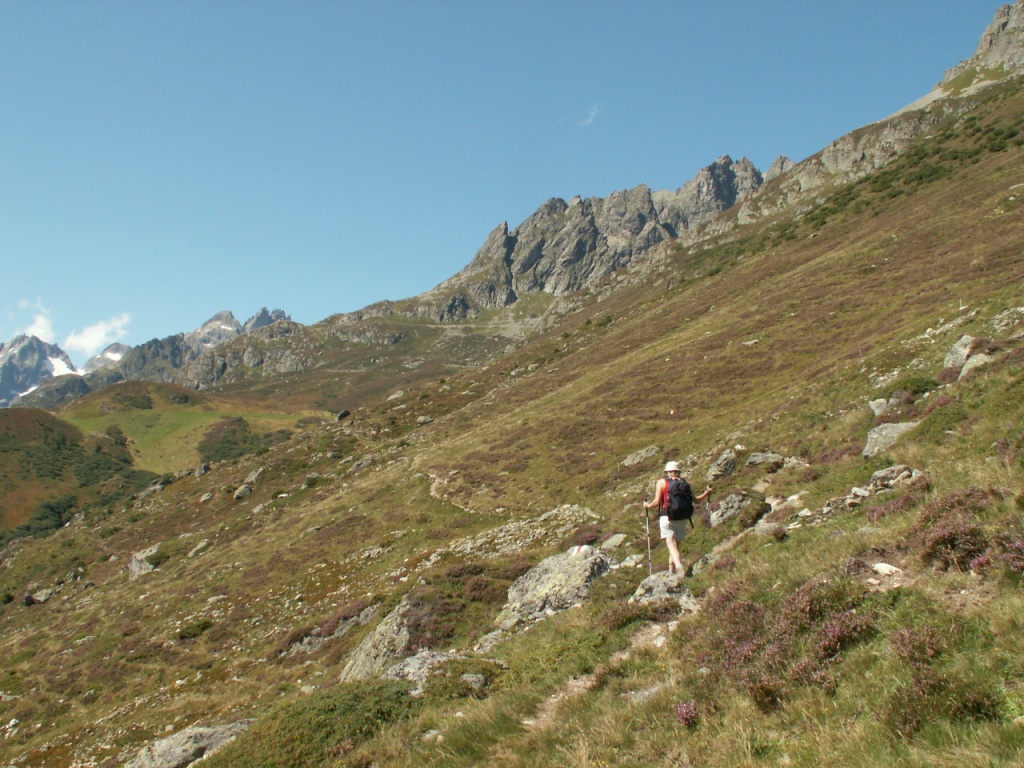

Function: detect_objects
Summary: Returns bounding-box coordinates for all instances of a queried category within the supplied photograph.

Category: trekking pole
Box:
[641,498,652,576]
[700,490,711,559]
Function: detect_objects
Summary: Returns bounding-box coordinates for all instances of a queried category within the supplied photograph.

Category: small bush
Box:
[883,375,937,399]
[913,400,970,443]
[673,699,700,728]
[891,625,946,669]
[994,521,1024,575]
[599,598,679,631]
[865,492,919,522]
[910,488,991,571]
[918,515,988,571]
[711,554,737,572]
[744,672,785,713]
[913,487,991,573]
[813,610,874,661]
[177,619,213,641]
[882,667,1003,737]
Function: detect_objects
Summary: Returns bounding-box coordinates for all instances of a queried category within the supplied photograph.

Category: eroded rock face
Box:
[427,156,764,317]
[338,593,415,683]
[944,1,1024,82]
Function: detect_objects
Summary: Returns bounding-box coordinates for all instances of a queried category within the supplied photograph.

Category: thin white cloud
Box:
[577,102,605,127]
[63,313,131,359]
[16,299,56,343]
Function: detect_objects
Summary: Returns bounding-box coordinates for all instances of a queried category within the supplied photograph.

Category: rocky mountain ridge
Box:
[4,308,289,409]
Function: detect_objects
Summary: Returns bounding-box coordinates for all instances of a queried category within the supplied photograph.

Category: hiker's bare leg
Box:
[666,535,683,573]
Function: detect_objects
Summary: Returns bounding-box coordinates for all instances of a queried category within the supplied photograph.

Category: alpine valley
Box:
[3,4,1024,767]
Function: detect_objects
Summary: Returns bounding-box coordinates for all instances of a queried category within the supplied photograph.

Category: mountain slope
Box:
[2,6,1024,767]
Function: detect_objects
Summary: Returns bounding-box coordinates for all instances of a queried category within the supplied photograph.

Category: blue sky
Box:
[0,0,1000,366]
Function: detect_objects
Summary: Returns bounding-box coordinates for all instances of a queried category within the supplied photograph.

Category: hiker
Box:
[644,461,711,574]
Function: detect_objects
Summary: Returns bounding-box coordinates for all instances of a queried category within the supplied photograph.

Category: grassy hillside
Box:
[0,407,157,534]
[1,83,1023,767]
[57,380,322,474]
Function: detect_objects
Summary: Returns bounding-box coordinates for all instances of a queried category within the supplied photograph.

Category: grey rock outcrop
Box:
[13,309,294,408]
[709,492,769,529]
[862,422,919,458]
[944,334,976,369]
[746,451,784,472]
[622,445,661,467]
[183,311,243,352]
[243,307,290,333]
[382,649,504,696]
[959,352,993,378]
[338,593,415,683]
[943,1,1024,85]
[180,320,313,390]
[494,545,615,631]
[653,155,763,235]
[123,721,251,768]
[128,545,161,579]
[793,465,925,526]
[628,571,700,613]
[707,448,737,481]
[425,157,763,319]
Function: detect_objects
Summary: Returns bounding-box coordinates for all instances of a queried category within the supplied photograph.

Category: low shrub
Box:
[200,681,417,768]
[913,400,971,444]
[599,598,679,631]
[890,625,946,668]
[177,618,213,641]
[881,667,1003,737]
[673,699,700,728]
[813,610,874,661]
[910,487,991,571]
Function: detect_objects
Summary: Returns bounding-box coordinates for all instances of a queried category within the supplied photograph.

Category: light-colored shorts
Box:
[659,516,688,541]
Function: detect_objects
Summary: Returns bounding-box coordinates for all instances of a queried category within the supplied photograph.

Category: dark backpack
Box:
[664,477,694,520]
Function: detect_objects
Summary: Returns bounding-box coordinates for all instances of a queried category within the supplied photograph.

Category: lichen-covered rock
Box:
[494,545,615,631]
[862,422,919,458]
[628,571,700,613]
[707,448,737,481]
[123,721,251,768]
[338,594,413,683]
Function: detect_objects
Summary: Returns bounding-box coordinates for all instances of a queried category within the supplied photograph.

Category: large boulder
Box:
[862,422,919,458]
[628,571,700,613]
[128,545,161,579]
[943,334,976,369]
[708,492,769,528]
[494,545,615,631]
[123,722,250,768]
